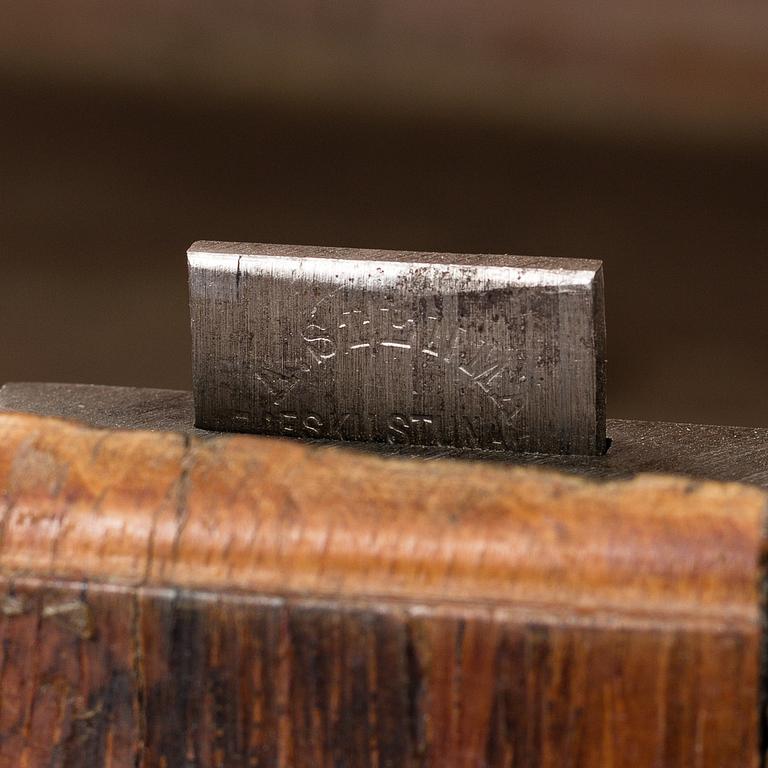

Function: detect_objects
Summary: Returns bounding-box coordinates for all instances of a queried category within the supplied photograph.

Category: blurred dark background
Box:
[1,1,767,426]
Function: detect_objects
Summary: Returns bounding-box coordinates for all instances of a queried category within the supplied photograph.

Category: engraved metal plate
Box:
[188,242,606,455]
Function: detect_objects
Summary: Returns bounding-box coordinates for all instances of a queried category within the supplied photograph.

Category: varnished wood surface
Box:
[0,412,765,766]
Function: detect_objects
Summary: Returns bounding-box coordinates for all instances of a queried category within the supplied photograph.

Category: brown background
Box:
[1,1,767,427]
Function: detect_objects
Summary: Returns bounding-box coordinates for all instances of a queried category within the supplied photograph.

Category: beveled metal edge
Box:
[187,241,603,286]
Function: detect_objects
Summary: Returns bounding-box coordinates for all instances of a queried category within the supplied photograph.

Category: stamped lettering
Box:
[189,242,606,454]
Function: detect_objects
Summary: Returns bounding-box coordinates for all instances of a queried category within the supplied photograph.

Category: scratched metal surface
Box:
[188,241,606,455]
[2,383,767,489]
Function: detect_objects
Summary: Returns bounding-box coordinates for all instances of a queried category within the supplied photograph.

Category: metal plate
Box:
[188,242,606,455]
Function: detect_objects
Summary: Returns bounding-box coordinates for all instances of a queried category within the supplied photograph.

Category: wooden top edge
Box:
[0,412,763,629]
[3,383,768,489]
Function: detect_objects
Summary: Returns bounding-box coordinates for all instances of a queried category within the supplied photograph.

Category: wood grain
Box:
[0,412,765,766]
